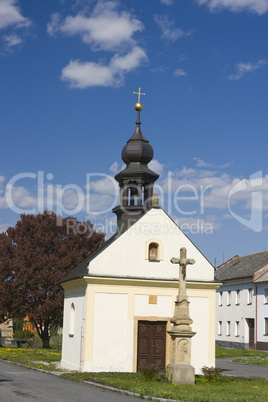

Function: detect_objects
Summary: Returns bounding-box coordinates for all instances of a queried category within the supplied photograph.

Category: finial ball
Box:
[135,102,143,111]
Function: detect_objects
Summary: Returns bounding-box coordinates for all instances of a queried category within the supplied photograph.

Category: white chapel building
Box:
[60,99,220,374]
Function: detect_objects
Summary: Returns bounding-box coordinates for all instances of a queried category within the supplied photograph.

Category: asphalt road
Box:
[216,358,268,379]
[0,360,139,402]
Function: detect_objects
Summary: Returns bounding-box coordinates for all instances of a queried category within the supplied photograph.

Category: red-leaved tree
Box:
[0,211,105,348]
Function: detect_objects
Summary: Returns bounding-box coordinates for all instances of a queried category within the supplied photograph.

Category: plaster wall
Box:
[82,282,216,374]
[61,284,86,370]
[257,284,268,343]
[88,209,214,282]
[216,281,255,346]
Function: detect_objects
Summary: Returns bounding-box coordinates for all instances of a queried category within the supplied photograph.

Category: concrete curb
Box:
[83,380,180,402]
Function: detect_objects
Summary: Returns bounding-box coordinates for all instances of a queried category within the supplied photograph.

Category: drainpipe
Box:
[255,285,258,350]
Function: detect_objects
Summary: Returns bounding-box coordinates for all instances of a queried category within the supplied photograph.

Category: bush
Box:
[140,365,159,382]
[201,366,222,381]
[13,330,35,339]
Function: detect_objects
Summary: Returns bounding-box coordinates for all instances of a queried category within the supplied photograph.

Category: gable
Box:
[254,263,268,282]
[88,208,214,282]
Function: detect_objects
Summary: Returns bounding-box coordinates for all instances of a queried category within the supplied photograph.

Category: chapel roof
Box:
[214,251,268,282]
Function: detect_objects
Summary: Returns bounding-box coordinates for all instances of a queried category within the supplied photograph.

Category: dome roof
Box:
[121,124,154,165]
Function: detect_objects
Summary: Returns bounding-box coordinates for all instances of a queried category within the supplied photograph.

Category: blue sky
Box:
[0,0,268,265]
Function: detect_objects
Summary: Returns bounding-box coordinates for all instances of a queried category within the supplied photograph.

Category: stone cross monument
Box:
[166,247,196,385]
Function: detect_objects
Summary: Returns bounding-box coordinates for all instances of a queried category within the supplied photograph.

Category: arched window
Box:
[69,303,75,336]
[149,242,159,261]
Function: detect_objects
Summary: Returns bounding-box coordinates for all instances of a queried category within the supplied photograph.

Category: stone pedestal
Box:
[166,364,195,385]
[166,329,196,385]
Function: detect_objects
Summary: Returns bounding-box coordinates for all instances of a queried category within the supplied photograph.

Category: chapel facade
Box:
[60,94,220,373]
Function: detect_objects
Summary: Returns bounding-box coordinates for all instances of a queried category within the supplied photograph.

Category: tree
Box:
[0,211,105,348]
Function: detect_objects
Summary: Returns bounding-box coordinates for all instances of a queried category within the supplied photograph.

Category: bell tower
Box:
[113,88,159,233]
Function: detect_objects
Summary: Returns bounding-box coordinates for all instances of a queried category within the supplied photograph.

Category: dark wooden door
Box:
[248,319,255,349]
[137,321,166,372]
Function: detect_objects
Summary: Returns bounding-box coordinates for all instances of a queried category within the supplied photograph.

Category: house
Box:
[0,319,13,339]
[60,97,220,373]
[23,316,38,333]
[215,252,268,350]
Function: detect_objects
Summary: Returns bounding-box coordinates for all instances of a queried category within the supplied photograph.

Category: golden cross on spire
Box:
[133,87,145,104]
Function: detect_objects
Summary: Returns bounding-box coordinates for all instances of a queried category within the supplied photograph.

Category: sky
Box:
[0,0,268,266]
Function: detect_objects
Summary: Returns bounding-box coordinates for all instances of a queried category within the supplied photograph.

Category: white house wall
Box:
[216,281,256,347]
[92,293,129,371]
[88,209,214,283]
[257,284,268,345]
[61,284,86,371]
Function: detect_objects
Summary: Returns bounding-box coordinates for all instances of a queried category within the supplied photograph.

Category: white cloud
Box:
[154,14,193,41]
[61,46,147,88]
[193,157,212,167]
[193,157,232,169]
[49,2,147,88]
[174,68,187,77]
[228,59,268,81]
[196,0,268,15]
[3,32,22,47]
[0,0,31,29]
[87,176,118,195]
[47,1,144,51]
[150,66,165,73]
[149,160,165,175]
[61,59,114,88]
[111,46,147,71]
[109,161,119,174]
[160,0,174,5]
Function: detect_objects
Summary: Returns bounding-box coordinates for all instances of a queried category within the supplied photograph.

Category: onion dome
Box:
[121,123,154,165]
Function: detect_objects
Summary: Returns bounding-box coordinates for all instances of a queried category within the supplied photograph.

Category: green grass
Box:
[0,347,61,371]
[216,346,268,359]
[233,356,268,366]
[60,371,268,401]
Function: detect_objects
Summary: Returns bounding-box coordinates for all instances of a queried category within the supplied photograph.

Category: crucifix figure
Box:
[171,247,195,300]
[169,247,195,328]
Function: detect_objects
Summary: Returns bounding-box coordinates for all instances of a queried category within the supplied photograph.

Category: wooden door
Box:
[248,319,255,349]
[137,321,166,372]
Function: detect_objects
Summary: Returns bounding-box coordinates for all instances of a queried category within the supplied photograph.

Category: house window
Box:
[227,321,231,336]
[148,242,159,261]
[264,289,268,304]
[248,288,253,305]
[235,290,240,305]
[264,318,268,336]
[69,303,75,336]
[219,292,223,306]
[235,321,239,337]
[218,321,222,336]
[227,291,231,306]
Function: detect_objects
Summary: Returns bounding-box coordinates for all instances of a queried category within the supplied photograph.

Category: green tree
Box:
[0,211,104,348]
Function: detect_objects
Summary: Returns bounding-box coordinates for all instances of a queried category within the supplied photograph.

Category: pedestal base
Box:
[166,364,195,385]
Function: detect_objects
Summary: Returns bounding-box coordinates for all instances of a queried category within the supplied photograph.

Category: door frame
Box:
[133,316,172,372]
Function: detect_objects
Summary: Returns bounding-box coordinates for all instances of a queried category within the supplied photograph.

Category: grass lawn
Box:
[232,356,268,366]
[0,347,61,371]
[61,371,268,401]
[216,346,268,366]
